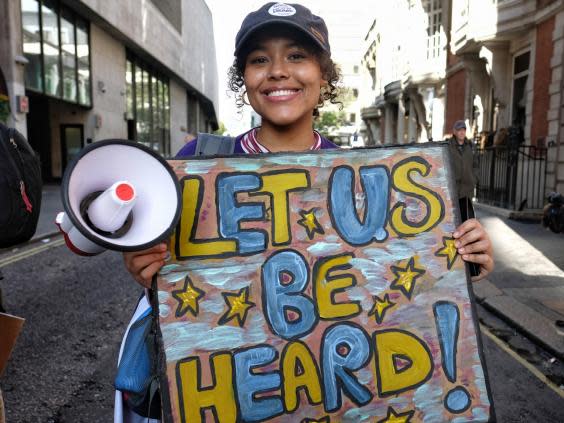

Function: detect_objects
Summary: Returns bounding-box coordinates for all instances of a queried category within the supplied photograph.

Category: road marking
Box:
[0,237,65,268]
[480,324,564,399]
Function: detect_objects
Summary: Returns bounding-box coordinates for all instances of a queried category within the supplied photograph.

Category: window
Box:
[60,9,76,102]
[422,0,442,59]
[352,89,359,99]
[350,113,356,124]
[149,0,182,33]
[41,0,60,97]
[20,0,91,105]
[126,55,170,155]
[511,51,530,128]
[22,0,42,91]
[76,19,91,106]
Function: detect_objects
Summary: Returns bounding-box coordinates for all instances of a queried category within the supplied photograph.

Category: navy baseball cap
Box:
[453,120,467,130]
[235,2,331,56]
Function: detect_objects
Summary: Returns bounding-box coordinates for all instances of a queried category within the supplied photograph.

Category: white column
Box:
[384,104,394,144]
[408,99,417,142]
[397,97,405,144]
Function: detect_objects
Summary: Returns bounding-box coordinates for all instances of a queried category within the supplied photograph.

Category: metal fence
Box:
[475,145,547,210]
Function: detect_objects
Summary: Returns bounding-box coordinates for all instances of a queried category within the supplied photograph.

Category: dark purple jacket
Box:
[175,129,338,157]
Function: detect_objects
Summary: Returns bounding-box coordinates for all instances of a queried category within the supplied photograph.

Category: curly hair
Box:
[227,28,343,116]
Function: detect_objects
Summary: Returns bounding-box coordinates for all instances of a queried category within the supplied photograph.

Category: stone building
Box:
[0,0,219,180]
[360,0,564,201]
[447,0,564,196]
[360,0,448,145]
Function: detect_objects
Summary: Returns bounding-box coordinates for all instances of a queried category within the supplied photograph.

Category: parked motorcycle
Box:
[542,192,564,233]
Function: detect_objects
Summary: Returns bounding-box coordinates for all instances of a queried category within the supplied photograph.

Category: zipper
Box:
[20,180,33,213]
[7,129,34,214]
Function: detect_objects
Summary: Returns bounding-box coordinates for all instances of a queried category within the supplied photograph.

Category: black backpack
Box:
[0,123,42,248]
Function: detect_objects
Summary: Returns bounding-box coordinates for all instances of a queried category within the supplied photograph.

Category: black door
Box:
[61,124,84,171]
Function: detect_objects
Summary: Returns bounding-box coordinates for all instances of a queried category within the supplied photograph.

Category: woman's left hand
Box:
[453,218,494,282]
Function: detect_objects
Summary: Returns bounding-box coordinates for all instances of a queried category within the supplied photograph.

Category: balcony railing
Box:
[475,145,547,210]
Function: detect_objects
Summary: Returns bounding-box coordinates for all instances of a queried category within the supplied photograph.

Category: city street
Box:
[3,0,564,421]
[0,228,563,422]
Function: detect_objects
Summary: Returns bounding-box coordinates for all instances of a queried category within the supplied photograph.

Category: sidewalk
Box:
[33,183,63,242]
[32,186,564,356]
[474,204,564,359]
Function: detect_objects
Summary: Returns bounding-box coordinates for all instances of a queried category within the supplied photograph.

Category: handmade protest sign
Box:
[154,143,493,422]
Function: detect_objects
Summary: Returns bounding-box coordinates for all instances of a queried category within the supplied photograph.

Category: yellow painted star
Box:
[298,208,325,239]
[390,257,425,300]
[171,277,205,318]
[377,406,414,423]
[368,293,396,324]
[218,286,255,327]
[435,236,458,269]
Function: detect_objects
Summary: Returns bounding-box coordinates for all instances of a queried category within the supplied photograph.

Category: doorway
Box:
[26,93,52,181]
[61,124,84,171]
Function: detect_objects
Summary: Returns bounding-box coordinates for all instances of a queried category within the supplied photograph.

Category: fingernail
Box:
[458,248,465,254]
[454,241,460,248]
[453,232,459,238]
[463,255,469,260]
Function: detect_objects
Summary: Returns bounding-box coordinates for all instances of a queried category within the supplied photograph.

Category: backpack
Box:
[114,304,161,419]
[194,133,236,155]
[0,123,42,248]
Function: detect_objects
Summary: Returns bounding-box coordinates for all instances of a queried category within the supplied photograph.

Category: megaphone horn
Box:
[56,139,182,255]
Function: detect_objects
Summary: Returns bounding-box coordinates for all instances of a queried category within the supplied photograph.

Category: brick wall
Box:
[531,16,555,146]
[445,68,466,134]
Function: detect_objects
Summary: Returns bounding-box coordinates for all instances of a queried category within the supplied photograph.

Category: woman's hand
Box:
[123,242,168,288]
[453,218,494,282]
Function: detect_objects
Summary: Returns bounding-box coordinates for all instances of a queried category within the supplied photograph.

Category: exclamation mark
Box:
[433,301,471,414]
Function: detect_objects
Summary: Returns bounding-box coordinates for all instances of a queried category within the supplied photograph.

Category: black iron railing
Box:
[475,145,547,210]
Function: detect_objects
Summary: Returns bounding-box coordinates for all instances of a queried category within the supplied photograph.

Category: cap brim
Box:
[235,20,329,56]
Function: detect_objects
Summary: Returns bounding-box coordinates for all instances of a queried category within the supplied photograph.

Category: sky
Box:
[204,0,376,135]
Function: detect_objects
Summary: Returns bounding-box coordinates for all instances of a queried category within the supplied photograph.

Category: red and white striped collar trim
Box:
[240,128,322,154]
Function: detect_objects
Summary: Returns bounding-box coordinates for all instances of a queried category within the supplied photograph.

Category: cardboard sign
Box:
[0,312,25,376]
[155,144,493,422]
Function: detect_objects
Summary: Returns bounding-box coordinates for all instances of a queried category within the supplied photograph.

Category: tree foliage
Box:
[314,110,347,135]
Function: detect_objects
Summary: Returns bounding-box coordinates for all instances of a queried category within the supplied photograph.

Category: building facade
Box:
[360,0,448,146]
[448,0,564,196]
[0,0,219,180]
[360,0,564,200]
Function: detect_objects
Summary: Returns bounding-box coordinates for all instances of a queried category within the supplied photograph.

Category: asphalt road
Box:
[0,237,563,422]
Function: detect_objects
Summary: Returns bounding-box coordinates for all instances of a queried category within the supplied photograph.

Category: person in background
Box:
[448,119,479,219]
[117,4,495,422]
[448,119,482,276]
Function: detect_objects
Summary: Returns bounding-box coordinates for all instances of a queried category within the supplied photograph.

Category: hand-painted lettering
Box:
[174,177,237,259]
[262,250,317,340]
[329,165,389,246]
[255,170,310,246]
[313,253,361,320]
[390,157,445,236]
[217,172,267,254]
[234,345,284,421]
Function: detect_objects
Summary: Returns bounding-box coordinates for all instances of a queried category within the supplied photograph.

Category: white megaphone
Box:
[55,139,182,256]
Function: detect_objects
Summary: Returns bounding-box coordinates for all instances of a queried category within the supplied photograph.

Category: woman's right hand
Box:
[123,242,168,288]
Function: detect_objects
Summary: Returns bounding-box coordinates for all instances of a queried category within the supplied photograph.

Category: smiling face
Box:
[242,29,327,131]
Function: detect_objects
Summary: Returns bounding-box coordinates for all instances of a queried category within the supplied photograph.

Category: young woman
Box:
[117,3,494,421]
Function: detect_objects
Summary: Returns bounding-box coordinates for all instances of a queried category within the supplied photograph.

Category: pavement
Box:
[28,185,564,359]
